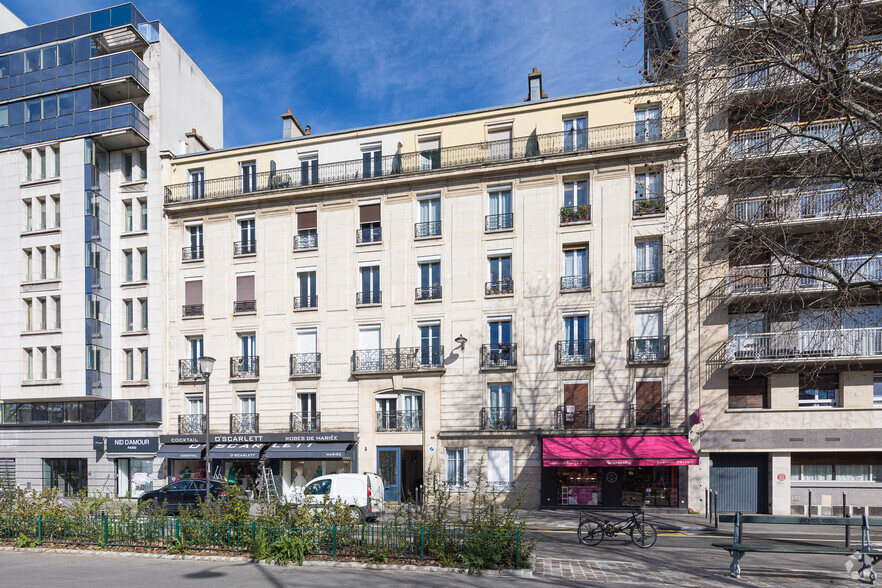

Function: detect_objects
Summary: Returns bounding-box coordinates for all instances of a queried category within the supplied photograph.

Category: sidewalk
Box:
[524,508,715,532]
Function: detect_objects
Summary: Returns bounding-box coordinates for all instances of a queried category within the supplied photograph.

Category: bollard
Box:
[516,530,521,569]
[103,513,109,548]
[706,488,710,520]
[420,524,425,561]
[844,491,850,548]
[332,523,337,560]
[808,489,813,518]
[37,515,42,544]
[714,491,719,529]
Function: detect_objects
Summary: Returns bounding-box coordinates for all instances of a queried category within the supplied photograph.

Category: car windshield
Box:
[304,479,332,495]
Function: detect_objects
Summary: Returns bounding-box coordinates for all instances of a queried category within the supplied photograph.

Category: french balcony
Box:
[376,410,423,432]
[356,291,382,306]
[178,359,203,381]
[233,240,257,256]
[555,405,595,430]
[178,414,205,434]
[725,328,882,366]
[293,295,318,310]
[633,197,665,217]
[485,213,514,232]
[414,221,441,238]
[290,412,321,432]
[485,278,514,297]
[480,407,517,431]
[415,284,442,301]
[633,269,665,287]
[560,274,591,293]
[182,304,204,318]
[627,336,670,364]
[230,413,259,434]
[182,246,203,261]
[233,300,256,314]
[230,356,259,378]
[629,404,670,428]
[289,352,321,377]
[293,231,318,250]
[351,346,445,375]
[356,226,382,244]
[560,205,591,224]
[481,343,517,369]
[555,340,596,368]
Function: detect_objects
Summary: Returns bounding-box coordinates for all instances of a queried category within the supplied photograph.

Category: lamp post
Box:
[198,355,216,504]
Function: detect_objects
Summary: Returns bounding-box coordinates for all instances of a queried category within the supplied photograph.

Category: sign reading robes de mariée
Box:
[159,432,356,445]
[105,437,159,454]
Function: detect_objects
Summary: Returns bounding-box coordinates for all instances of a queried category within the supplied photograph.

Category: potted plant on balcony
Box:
[635,197,664,215]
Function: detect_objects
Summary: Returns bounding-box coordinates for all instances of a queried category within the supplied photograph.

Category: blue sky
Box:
[3,0,642,148]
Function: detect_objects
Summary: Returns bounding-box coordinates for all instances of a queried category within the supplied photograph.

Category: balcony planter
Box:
[560,205,590,223]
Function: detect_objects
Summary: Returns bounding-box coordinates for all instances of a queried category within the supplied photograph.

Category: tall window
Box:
[487,383,514,429]
[139,299,148,330]
[38,198,46,229]
[296,270,317,309]
[875,373,882,407]
[634,170,664,215]
[418,259,441,300]
[241,161,257,193]
[24,348,33,380]
[562,179,589,223]
[124,349,134,380]
[124,300,134,331]
[418,135,441,170]
[42,458,87,497]
[138,199,147,230]
[235,273,256,313]
[140,349,148,380]
[183,279,203,317]
[359,265,381,305]
[362,144,382,178]
[487,318,513,369]
[634,379,665,426]
[237,217,256,254]
[420,323,441,366]
[295,390,318,431]
[487,125,513,161]
[487,448,513,490]
[417,195,441,237]
[487,187,513,231]
[188,337,204,362]
[52,195,60,228]
[562,246,589,290]
[124,152,134,182]
[295,210,317,249]
[300,154,318,185]
[634,238,663,285]
[446,448,466,488]
[139,249,148,281]
[563,116,587,151]
[487,253,512,295]
[124,201,133,232]
[24,200,32,231]
[358,203,381,243]
[187,224,203,259]
[635,106,662,142]
[187,169,205,200]
[633,309,664,361]
[123,250,133,282]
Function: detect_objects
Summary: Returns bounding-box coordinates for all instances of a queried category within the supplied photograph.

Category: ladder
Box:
[212,466,224,481]
[258,461,278,503]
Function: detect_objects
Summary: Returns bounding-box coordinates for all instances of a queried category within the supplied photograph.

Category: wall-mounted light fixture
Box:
[455,334,467,351]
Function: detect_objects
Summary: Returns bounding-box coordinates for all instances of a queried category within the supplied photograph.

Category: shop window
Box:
[42,458,87,496]
[116,458,154,498]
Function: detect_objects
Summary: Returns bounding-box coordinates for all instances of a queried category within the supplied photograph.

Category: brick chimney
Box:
[282,109,307,139]
[525,67,547,102]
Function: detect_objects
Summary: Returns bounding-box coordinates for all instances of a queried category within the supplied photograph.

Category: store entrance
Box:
[400,447,423,503]
[601,467,624,507]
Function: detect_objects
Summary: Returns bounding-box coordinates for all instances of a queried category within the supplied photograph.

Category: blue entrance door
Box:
[377,447,401,503]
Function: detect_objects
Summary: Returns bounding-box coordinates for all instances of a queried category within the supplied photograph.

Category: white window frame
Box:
[446,447,468,490]
[487,448,513,490]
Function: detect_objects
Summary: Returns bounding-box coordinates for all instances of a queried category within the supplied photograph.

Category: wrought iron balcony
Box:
[481,407,517,430]
[555,340,596,367]
[356,226,382,243]
[560,205,591,224]
[182,304,204,317]
[290,412,321,432]
[376,410,423,432]
[178,414,205,434]
[351,346,445,374]
[485,213,514,232]
[633,197,665,216]
[293,231,318,250]
[230,413,259,434]
[164,118,685,204]
[555,405,595,430]
[628,336,671,364]
[182,246,203,261]
[726,327,882,364]
[356,291,382,306]
[230,356,259,378]
[234,240,257,255]
[414,221,441,238]
[233,300,256,313]
[633,269,665,286]
[289,352,321,377]
[293,295,318,310]
[178,359,203,381]
[485,278,514,297]
[560,274,591,293]
[415,284,442,301]
[629,404,670,428]
[481,343,517,369]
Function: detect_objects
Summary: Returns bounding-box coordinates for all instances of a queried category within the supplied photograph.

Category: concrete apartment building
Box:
[0,4,222,496]
[159,72,694,507]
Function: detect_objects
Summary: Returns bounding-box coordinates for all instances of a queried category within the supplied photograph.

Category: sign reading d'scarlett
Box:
[106,437,158,453]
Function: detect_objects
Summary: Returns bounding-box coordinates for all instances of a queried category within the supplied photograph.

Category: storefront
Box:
[540,435,698,508]
[101,436,159,499]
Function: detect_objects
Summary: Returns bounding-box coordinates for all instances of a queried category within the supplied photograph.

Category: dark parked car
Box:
[138,479,228,513]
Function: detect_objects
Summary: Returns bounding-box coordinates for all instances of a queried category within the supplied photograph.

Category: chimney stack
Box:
[282,109,306,139]
[525,67,547,102]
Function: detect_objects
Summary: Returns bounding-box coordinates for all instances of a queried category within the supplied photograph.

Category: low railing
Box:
[629,404,670,428]
[233,300,256,313]
[560,274,590,292]
[732,188,882,224]
[628,336,670,363]
[633,269,665,286]
[555,405,595,429]
[481,343,517,369]
[293,295,318,310]
[728,264,771,293]
[376,410,423,432]
[289,353,321,377]
[233,240,256,255]
[560,205,591,224]
[726,327,882,362]
[230,413,258,434]
[165,118,684,203]
[798,256,882,289]
[178,359,203,381]
[178,414,205,434]
[293,231,318,250]
[230,356,259,378]
[182,304,204,317]
[356,227,382,243]
[485,278,514,296]
[290,412,321,432]
[356,291,382,306]
[351,346,445,374]
[182,246,203,261]
[485,213,513,231]
[555,340,596,367]
[633,197,665,216]
[730,120,882,159]
[481,407,517,430]
[414,221,441,238]
[415,285,442,301]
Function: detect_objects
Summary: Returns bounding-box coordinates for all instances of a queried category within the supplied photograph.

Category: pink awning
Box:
[542,435,698,467]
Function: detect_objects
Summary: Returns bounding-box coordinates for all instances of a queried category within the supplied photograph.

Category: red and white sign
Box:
[777,473,786,482]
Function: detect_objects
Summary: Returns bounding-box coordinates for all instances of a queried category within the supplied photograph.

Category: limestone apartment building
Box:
[161,74,694,508]
[0,4,222,496]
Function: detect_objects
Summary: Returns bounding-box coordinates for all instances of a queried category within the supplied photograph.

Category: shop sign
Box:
[545,457,698,467]
[160,432,356,444]
[93,436,105,451]
[107,437,158,453]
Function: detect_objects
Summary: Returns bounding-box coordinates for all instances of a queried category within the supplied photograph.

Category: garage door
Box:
[709,453,768,513]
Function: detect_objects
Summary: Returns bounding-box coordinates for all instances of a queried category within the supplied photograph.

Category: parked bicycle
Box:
[577,506,658,548]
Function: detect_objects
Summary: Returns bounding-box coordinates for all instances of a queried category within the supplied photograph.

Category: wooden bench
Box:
[712,512,882,583]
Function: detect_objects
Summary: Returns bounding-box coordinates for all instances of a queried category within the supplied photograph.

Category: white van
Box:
[298,473,385,520]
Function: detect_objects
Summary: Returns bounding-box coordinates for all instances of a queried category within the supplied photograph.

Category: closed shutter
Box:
[236,275,255,302]
[636,380,662,409]
[297,210,317,230]
[487,448,511,486]
[184,280,202,305]
[359,204,380,223]
[0,458,14,490]
[418,137,440,151]
[728,376,767,409]
[488,128,512,143]
[563,383,590,408]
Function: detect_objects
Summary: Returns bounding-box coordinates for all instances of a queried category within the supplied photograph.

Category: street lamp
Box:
[198,356,216,504]
[454,334,467,351]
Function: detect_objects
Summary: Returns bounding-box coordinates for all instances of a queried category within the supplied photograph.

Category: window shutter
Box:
[419,137,440,151]
[184,280,202,305]
[360,203,380,223]
[728,376,768,409]
[236,275,254,301]
[635,381,662,409]
[488,128,512,142]
[297,210,317,230]
[563,383,590,407]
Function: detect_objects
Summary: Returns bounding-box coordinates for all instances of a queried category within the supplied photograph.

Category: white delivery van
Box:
[299,473,385,520]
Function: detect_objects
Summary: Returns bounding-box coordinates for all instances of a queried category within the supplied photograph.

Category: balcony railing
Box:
[165,118,685,203]
[293,231,318,250]
[230,413,259,434]
[481,407,517,430]
[294,295,318,310]
[555,340,596,367]
[356,291,382,306]
[182,246,203,261]
[356,227,382,243]
[560,274,591,292]
[730,120,882,159]
[289,352,321,377]
[233,300,256,313]
[560,205,591,224]
[290,412,321,432]
[376,410,423,432]
[234,240,257,255]
[726,327,882,363]
[415,221,441,238]
[182,304,204,317]
[629,404,670,428]
[178,359,203,381]
[351,346,445,374]
[728,264,772,293]
[230,356,259,378]
[633,269,665,286]
[178,414,205,434]
[485,213,514,232]
[633,197,665,216]
[798,256,882,289]
[485,278,514,297]
[481,343,517,369]
[415,285,442,301]
[628,336,670,363]
[732,188,882,226]
[555,405,595,430]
